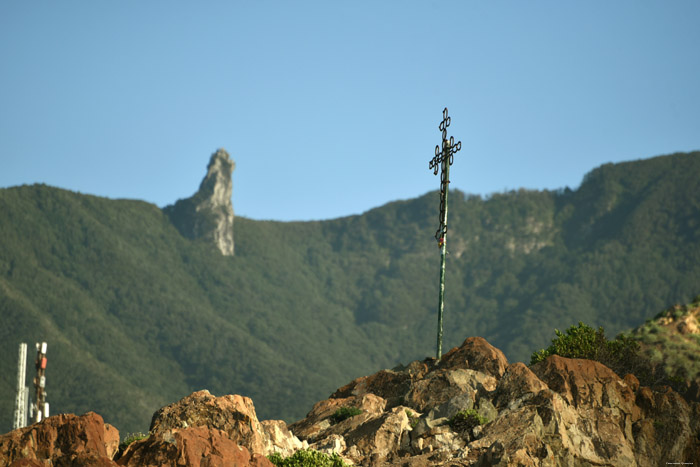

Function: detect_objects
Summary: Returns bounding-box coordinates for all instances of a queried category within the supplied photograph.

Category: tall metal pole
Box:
[13,343,28,430]
[429,108,461,360]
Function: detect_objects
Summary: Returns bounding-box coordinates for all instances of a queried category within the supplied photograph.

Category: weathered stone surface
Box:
[150,389,268,455]
[405,368,493,413]
[116,426,273,467]
[289,393,386,443]
[260,420,305,457]
[6,335,699,466]
[438,337,509,378]
[332,368,416,405]
[287,338,700,466]
[493,362,548,409]
[164,148,235,255]
[0,412,119,467]
[531,355,636,409]
[343,406,410,463]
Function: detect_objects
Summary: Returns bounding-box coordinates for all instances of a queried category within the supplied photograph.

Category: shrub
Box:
[448,409,488,432]
[329,407,363,424]
[268,448,349,467]
[117,432,149,456]
[529,322,668,389]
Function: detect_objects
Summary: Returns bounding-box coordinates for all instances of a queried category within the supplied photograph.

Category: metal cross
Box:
[428,107,461,360]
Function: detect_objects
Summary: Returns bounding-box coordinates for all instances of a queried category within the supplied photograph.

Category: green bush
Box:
[329,407,363,424]
[268,449,349,467]
[117,432,149,455]
[530,322,606,363]
[448,409,488,432]
[529,322,665,387]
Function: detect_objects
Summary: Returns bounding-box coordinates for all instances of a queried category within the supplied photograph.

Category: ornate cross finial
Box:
[429,107,462,244]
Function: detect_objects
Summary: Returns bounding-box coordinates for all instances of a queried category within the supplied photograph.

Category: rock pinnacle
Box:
[164,149,235,256]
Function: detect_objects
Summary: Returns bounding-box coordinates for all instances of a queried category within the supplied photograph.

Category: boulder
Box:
[0,412,119,467]
[260,420,305,458]
[287,338,700,466]
[438,337,509,378]
[289,393,386,443]
[405,369,494,413]
[531,355,638,412]
[343,406,410,463]
[492,362,548,409]
[149,389,267,455]
[116,426,273,467]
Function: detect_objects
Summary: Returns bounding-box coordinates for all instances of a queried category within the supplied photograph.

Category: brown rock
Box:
[116,426,273,467]
[343,406,410,463]
[0,412,118,467]
[531,355,637,412]
[438,337,508,378]
[287,339,700,466]
[332,369,414,405]
[624,373,640,393]
[149,390,267,455]
[289,393,386,443]
[632,387,700,462]
[493,362,548,409]
[405,369,493,413]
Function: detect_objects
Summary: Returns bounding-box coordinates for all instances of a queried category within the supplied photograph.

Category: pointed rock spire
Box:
[164,149,235,256]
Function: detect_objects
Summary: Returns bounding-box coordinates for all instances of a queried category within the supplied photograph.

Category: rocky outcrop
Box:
[0,412,119,466]
[288,336,700,466]
[164,148,235,255]
[2,336,698,466]
[116,426,273,467]
[146,389,303,458]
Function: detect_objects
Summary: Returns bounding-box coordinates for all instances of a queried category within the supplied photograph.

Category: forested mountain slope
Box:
[1,151,698,434]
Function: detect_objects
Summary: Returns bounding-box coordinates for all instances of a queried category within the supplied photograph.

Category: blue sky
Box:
[1,1,698,221]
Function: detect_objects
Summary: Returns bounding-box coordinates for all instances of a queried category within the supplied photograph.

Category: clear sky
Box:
[1,2,698,221]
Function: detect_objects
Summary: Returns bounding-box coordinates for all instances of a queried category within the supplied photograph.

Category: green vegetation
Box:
[268,449,349,467]
[117,432,149,456]
[405,409,419,429]
[627,297,700,389]
[449,409,489,432]
[1,151,700,434]
[330,407,363,424]
[530,322,657,383]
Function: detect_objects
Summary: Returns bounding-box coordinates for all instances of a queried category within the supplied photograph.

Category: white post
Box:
[13,343,28,430]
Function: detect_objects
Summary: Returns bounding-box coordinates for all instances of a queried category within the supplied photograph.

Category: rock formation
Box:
[1,337,698,466]
[164,148,235,256]
[0,412,119,466]
[288,336,700,465]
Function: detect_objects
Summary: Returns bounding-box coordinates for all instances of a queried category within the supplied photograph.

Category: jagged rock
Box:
[286,337,700,466]
[150,389,276,456]
[260,420,305,457]
[405,369,494,413]
[116,426,273,467]
[5,336,700,466]
[0,412,119,467]
[492,362,548,409]
[289,393,386,443]
[438,336,508,378]
[164,148,235,255]
[309,434,346,456]
[343,406,411,462]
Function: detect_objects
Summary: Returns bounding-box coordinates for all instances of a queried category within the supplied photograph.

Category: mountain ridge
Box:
[1,150,699,434]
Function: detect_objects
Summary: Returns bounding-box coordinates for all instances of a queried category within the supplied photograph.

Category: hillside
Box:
[629,297,700,395]
[1,150,699,434]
